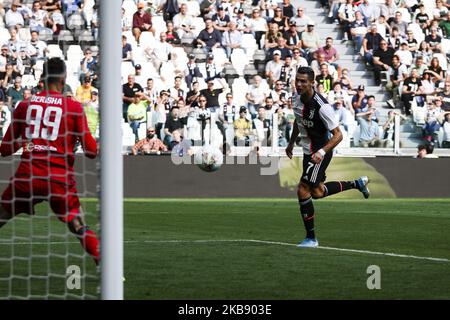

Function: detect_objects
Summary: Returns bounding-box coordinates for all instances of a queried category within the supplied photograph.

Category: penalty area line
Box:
[0,239,448,263]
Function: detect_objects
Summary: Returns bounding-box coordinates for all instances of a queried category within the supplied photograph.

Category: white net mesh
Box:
[0,15,100,299]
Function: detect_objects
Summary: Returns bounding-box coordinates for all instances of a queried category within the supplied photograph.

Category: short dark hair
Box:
[326,37,333,41]
[297,66,315,81]
[41,57,66,85]
[368,95,375,100]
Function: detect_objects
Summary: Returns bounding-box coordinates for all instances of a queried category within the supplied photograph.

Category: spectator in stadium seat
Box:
[17,49,34,75]
[172,4,195,40]
[200,77,227,112]
[372,39,395,86]
[289,6,312,34]
[5,0,25,29]
[316,37,340,74]
[338,0,356,42]
[387,26,402,51]
[281,0,294,19]
[389,11,408,37]
[253,106,272,147]
[158,0,180,22]
[222,20,243,59]
[199,0,216,18]
[170,129,192,154]
[395,41,413,68]
[203,53,222,80]
[350,11,368,55]
[164,106,187,146]
[278,55,296,92]
[357,107,381,147]
[248,8,268,50]
[271,6,289,32]
[380,0,397,25]
[300,21,320,61]
[234,106,254,146]
[29,1,51,33]
[263,96,278,119]
[122,35,133,64]
[422,100,443,142]
[434,0,448,21]
[439,11,450,38]
[212,6,230,33]
[417,143,438,158]
[217,92,238,148]
[291,48,308,69]
[265,50,283,87]
[362,24,383,66]
[270,80,288,106]
[268,36,291,61]
[437,82,450,112]
[283,21,301,51]
[246,75,267,118]
[352,85,369,114]
[131,127,168,155]
[401,68,424,115]
[427,57,445,84]
[186,81,201,108]
[332,98,352,133]
[417,40,433,65]
[76,76,96,105]
[28,30,49,62]
[415,4,430,28]
[184,55,203,90]
[127,94,149,142]
[132,2,154,45]
[328,82,353,113]
[315,63,334,94]
[6,76,23,108]
[122,74,144,122]
[168,76,186,102]
[165,21,181,46]
[275,107,288,147]
[80,48,97,83]
[311,53,337,80]
[235,8,251,33]
[405,28,418,58]
[425,27,443,53]
[358,0,377,25]
[385,55,408,107]
[196,18,223,54]
[440,113,450,148]
[264,22,283,51]
[146,32,173,73]
[143,78,158,106]
[121,7,132,32]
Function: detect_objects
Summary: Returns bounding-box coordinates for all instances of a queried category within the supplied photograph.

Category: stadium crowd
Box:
[1,0,450,154]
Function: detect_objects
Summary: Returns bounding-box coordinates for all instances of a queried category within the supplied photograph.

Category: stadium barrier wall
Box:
[0,156,448,198]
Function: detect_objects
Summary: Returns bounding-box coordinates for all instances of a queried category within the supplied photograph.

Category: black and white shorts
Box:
[301,152,333,188]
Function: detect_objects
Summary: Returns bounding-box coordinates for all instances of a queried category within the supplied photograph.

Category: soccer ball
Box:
[194,145,223,172]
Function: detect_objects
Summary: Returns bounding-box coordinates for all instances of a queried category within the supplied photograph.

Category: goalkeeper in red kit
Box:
[0,57,100,265]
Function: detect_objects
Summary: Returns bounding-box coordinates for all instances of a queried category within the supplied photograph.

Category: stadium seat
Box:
[191,18,205,37]
[230,49,248,76]
[397,8,412,23]
[231,77,249,106]
[47,44,64,58]
[211,47,228,66]
[121,62,135,83]
[139,31,154,47]
[38,28,54,42]
[122,0,137,17]
[441,39,450,54]
[17,27,31,42]
[67,13,86,32]
[22,74,37,88]
[152,16,167,36]
[0,28,10,44]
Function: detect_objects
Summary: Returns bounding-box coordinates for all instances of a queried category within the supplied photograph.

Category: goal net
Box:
[0,2,101,299]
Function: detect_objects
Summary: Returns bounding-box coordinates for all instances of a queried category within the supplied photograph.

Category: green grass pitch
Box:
[1,199,450,299]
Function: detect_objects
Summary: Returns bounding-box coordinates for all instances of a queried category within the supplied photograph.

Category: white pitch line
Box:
[0,239,448,263]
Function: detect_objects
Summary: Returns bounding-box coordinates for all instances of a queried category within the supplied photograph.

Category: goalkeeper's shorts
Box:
[1,177,81,223]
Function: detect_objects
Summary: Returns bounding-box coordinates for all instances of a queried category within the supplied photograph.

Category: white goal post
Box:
[100,0,124,300]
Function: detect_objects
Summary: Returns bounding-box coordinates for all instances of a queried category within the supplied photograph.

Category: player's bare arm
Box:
[311,126,342,164]
[286,121,300,159]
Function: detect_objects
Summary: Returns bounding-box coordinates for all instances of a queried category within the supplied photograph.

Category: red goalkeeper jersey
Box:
[0,90,97,185]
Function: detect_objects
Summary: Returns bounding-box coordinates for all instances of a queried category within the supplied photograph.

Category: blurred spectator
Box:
[168,75,186,102]
[76,76,96,105]
[290,6,312,33]
[417,40,433,64]
[132,2,154,45]
[196,17,223,53]
[389,10,408,37]
[380,0,397,24]
[278,55,296,91]
[440,113,450,148]
[199,0,216,18]
[362,23,383,65]
[283,21,301,50]
[131,127,168,155]
[80,47,97,83]
[352,84,369,114]
[270,79,289,106]
[122,35,133,63]
[85,88,99,136]
[173,4,195,39]
[122,74,144,122]
[350,11,368,54]
[154,90,171,139]
[265,49,283,87]
[269,37,290,60]
[170,129,192,155]
[275,107,288,147]
[5,0,25,29]
[222,20,242,58]
[271,6,288,32]
[158,0,180,22]
[328,82,353,112]
[387,26,402,51]
[415,4,430,29]
[281,0,295,19]
[203,53,222,80]
[200,77,227,111]
[405,28,418,58]
[127,94,149,142]
[164,106,187,146]
[253,106,272,147]
[315,63,334,94]
[395,42,412,68]
[417,143,438,158]
[291,48,308,68]
[184,54,203,90]
[146,32,173,73]
[357,107,381,147]
[332,98,352,132]
[422,100,443,143]
[248,8,267,50]
[375,14,390,39]
[438,82,450,111]
[425,27,443,53]
[300,21,320,60]
[427,57,444,84]
[2,63,20,86]
[338,0,356,42]
[29,0,50,33]
[165,21,181,45]
[234,8,251,33]
[440,11,450,39]
[421,71,437,95]
[234,106,253,146]
[143,78,158,106]
[401,68,424,116]
[316,37,340,73]
[358,0,376,25]
[246,75,267,117]
[6,76,23,108]
[217,92,238,147]
[339,68,357,95]
[28,30,49,62]
[373,39,395,86]
[212,6,231,33]
[133,64,146,88]
[434,0,448,21]
[186,81,201,108]
[121,7,131,32]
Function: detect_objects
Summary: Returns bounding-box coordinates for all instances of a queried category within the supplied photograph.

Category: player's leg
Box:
[50,183,99,265]
[297,154,319,247]
[0,205,15,229]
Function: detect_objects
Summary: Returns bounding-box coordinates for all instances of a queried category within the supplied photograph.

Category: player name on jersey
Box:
[30,96,63,105]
